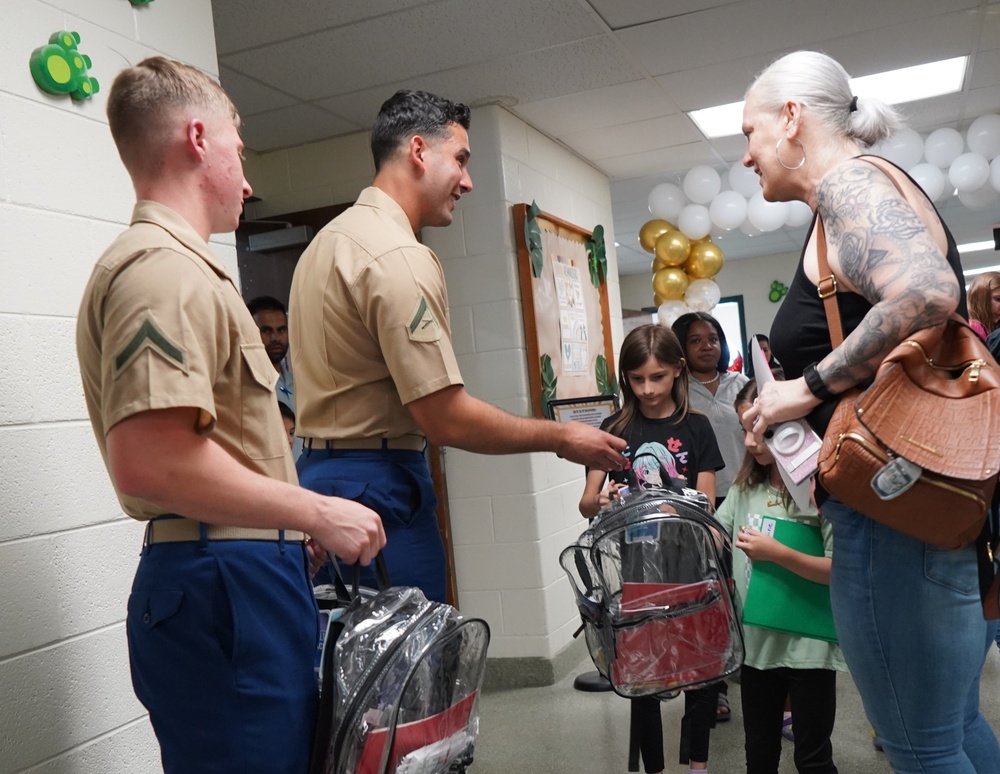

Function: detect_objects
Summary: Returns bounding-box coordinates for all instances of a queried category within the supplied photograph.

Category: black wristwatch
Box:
[803,362,837,401]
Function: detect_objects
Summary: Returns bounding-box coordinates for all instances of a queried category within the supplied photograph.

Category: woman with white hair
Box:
[738,51,999,773]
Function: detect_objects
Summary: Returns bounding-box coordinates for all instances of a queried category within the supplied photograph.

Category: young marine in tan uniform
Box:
[75,57,384,773]
[290,89,627,601]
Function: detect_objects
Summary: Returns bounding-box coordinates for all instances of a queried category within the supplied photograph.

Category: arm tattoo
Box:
[813,161,960,391]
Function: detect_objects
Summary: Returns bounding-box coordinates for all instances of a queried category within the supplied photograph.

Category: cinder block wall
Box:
[422,105,623,667]
[1,2,235,770]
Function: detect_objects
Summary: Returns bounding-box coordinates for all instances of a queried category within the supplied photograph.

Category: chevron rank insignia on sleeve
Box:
[407,295,441,342]
[114,318,188,376]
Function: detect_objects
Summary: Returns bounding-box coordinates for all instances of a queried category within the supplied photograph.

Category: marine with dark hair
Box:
[370,89,471,172]
[290,89,626,601]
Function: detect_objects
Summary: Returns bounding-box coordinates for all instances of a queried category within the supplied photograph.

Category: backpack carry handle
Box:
[350,551,393,596]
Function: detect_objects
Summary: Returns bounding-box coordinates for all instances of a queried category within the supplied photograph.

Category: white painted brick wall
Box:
[423,105,622,659]
[0,1,225,770]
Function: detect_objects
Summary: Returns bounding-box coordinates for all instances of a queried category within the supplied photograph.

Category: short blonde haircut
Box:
[107,57,239,173]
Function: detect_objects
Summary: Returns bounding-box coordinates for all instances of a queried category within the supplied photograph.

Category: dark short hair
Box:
[246,295,286,317]
[370,90,471,172]
[277,400,295,422]
[672,312,731,373]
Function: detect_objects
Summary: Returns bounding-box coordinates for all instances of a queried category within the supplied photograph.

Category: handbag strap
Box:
[814,216,845,348]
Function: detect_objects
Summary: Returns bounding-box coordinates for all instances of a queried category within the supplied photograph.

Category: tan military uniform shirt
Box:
[290,186,463,440]
[77,201,296,521]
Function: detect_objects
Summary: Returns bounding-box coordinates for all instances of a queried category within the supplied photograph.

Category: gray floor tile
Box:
[471,646,1000,773]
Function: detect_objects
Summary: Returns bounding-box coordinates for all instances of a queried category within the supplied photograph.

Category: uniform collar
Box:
[130,201,231,278]
[356,186,416,236]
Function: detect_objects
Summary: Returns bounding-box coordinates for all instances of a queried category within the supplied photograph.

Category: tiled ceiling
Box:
[212,0,1000,275]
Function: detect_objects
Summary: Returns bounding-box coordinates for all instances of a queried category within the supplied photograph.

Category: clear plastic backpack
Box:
[560,469,744,698]
[310,559,491,774]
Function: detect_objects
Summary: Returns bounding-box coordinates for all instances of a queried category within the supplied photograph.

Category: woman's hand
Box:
[735,526,785,562]
[739,377,821,444]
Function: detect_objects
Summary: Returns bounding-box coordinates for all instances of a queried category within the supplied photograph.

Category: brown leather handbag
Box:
[812,217,1000,550]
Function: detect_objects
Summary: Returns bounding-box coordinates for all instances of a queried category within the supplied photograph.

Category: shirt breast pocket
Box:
[240,343,286,461]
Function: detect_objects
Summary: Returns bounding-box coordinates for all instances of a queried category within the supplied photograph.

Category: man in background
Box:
[248,295,295,409]
[290,89,626,602]
[76,57,383,773]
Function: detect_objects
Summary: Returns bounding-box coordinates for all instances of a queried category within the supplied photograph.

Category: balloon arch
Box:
[641,113,1000,326]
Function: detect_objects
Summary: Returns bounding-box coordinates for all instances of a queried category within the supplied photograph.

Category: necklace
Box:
[693,372,720,385]
[766,483,785,508]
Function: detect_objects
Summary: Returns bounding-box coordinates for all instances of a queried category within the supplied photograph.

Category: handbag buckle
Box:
[817,275,838,299]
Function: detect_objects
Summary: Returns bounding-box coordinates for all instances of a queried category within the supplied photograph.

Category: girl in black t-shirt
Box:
[578,324,723,774]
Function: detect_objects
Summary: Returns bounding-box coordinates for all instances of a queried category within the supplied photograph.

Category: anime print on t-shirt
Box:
[630,441,682,489]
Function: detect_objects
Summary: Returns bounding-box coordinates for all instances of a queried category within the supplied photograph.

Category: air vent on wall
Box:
[247,224,314,253]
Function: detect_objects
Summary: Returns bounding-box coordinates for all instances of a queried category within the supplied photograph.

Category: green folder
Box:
[741,517,838,643]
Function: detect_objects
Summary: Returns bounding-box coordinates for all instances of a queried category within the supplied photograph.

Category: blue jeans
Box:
[822,497,999,773]
[298,447,445,602]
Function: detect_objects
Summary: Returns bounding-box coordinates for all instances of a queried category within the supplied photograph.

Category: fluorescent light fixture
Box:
[958,240,995,255]
[688,102,746,140]
[688,56,969,139]
[965,263,1000,279]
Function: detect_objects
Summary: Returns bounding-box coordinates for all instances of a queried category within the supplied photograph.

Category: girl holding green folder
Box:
[715,381,846,774]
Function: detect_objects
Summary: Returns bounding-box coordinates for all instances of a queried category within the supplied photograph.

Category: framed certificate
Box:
[547,395,619,428]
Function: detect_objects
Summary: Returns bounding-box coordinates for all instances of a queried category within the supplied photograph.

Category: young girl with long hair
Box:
[579,324,724,774]
[715,381,846,774]
[967,271,1000,340]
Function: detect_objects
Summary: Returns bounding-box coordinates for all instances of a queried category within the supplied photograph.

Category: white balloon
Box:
[728,161,761,198]
[967,114,1000,160]
[683,166,722,204]
[647,183,686,220]
[685,279,722,312]
[924,127,965,168]
[785,200,813,228]
[909,162,946,201]
[990,156,1000,193]
[959,181,999,211]
[657,300,690,327]
[949,153,990,193]
[739,220,762,237]
[746,191,788,232]
[677,204,712,240]
[708,190,748,231]
[879,128,924,170]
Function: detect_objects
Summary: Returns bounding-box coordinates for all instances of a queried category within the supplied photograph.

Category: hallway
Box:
[471,648,1000,773]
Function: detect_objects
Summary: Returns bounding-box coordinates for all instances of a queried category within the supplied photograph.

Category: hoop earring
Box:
[776,137,806,171]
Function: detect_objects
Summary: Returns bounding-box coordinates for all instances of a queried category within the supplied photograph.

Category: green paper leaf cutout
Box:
[29,31,100,101]
[586,224,607,288]
[541,353,558,411]
[525,201,544,278]
[595,354,617,397]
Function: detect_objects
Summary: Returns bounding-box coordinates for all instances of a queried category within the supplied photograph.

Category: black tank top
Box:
[769,158,967,435]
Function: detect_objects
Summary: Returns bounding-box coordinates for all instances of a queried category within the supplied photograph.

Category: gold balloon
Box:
[653,292,666,306]
[685,241,725,279]
[653,230,691,269]
[639,219,676,253]
[652,267,689,301]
